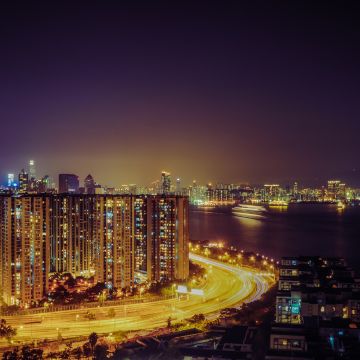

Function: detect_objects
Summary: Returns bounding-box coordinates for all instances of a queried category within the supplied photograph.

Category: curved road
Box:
[1,253,273,348]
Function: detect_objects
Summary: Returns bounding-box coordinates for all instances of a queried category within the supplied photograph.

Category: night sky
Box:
[1,1,359,187]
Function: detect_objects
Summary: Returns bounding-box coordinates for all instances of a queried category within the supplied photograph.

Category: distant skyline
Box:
[1,158,358,189]
[1,2,359,186]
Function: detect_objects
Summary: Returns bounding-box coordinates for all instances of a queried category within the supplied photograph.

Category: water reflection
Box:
[233,214,263,228]
[189,205,360,269]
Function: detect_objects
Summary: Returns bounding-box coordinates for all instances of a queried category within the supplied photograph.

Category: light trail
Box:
[0,253,273,349]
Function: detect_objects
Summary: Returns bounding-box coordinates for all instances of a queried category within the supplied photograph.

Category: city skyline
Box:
[2,158,360,190]
[1,2,359,186]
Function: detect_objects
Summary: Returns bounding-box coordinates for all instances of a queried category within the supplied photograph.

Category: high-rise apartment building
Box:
[134,196,148,274]
[92,196,134,289]
[0,194,189,305]
[59,174,80,193]
[50,195,95,276]
[0,195,50,305]
[147,195,189,281]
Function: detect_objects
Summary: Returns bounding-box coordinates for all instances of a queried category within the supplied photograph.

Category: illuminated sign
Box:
[176,285,188,294]
[190,289,204,296]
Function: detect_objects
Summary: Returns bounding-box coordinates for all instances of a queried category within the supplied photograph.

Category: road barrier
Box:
[1,294,176,317]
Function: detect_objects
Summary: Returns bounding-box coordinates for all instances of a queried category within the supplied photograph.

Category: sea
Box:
[189,204,360,269]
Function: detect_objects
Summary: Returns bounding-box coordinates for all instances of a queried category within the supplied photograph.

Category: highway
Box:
[1,253,273,348]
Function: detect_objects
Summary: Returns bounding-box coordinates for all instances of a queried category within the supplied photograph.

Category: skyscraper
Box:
[84,174,95,194]
[176,178,181,194]
[161,171,171,194]
[29,159,36,180]
[7,173,14,188]
[18,169,29,193]
[59,174,80,193]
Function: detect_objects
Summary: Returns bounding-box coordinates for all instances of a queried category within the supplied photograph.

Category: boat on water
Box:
[337,201,346,209]
[232,204,267,219]
[268,200,289,208]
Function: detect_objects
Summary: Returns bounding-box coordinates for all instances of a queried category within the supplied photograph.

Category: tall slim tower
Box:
[176,178,181,194]
[161,171,171,194]
[7,174,14,187]
[29,160,36,180]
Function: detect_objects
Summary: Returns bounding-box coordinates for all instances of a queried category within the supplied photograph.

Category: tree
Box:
[110,347,129,360]
[63,273,76,288]
[86,283,106,296]
[2,346,43,360]
[71,347,83,360]
[58,344,72,359]
[46,352,58,359]
[82,342,92,359]
[94,344,109,360]
[21,346,43,359]
[0,319,17,342]
[2,348,19,360]
[188,313,205,323]
[49,285,69,305]
[88,332,98,353]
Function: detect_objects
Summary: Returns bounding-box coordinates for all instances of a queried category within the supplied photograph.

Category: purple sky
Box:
[1,1,359,187]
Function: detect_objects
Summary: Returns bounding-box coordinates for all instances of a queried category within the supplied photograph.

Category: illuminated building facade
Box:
[161,171,171,194]
[327,180,346,201]
[0,194,189,305]
[29,159,36,180]
[50,195,95,276]
[18,169,29,193]
[0,195,50,305]
[262,184,281,202]
[205,183,235,205]
[92,196,134,289]
[7,173,15,188]
[268,256,360,359]
[147,195,189,281]
[133,196,148,273]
